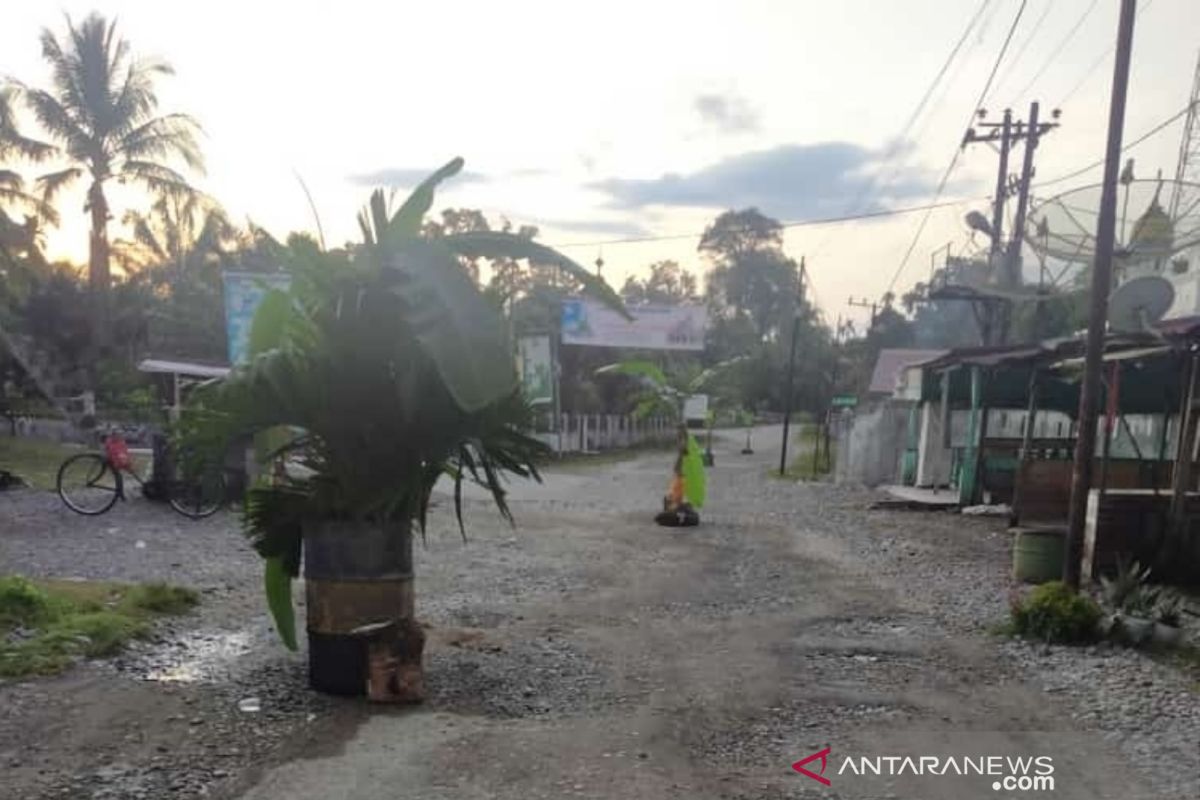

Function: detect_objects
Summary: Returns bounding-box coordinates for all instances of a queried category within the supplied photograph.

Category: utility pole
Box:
[1000,102,1040,342]
[813,315,847,476]
[847,297,878,332]
[962,105,1058,344]
[779,257,807,476]
[1064,0,1138,591]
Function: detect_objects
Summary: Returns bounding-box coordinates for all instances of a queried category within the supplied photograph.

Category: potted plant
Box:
[1152,589,1184,647]
[178,158,626,698]
[1100,558,1155,645]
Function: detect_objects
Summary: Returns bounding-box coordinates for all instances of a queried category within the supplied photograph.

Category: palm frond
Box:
[108,58,174,139]
[20,86,92,158]
[0,171,62,226]
[35,166,83,204]
[118,114,204,172]
[120,159,197,198]
[0,86,58,162]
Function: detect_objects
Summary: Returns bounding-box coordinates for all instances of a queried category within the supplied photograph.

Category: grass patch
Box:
[0,575,198,679]
[124,582,200,615]
[0,437,84,490]
[769,424,835,481]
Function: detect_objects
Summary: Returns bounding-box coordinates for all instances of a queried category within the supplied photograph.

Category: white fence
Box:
[534,414,676,454]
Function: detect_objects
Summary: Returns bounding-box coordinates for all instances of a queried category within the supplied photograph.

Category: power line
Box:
[813,0,991,254]
[1056,0,1155,109]
[545,197,980,250]
[989,0,1054,106]
[1008,0,1100,108]
[1033,101,1194,189]
[886,0,1030,296]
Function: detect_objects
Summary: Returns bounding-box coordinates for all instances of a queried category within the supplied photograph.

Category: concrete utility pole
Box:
[779,257,807,476]
[847,297,878,332]
[1064,0,1138,591]
[962,104,1059,344]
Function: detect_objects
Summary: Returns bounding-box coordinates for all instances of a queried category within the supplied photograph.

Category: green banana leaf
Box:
[595,360,670,386]
[389,157,464,240]
[682,433,706,509]
[385,239,518,413]
[442,231,630,319]
[264,556,298,651]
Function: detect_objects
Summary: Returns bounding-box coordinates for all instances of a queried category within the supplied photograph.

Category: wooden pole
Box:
[1168,353,1198,543]
[1063,0,1138,590]
[1010,367,1040,527]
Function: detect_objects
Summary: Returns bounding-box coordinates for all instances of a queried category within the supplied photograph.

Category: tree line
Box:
[5,11,1090,428]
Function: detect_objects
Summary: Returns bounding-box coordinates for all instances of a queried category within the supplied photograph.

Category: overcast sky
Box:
[2,0,1197,329]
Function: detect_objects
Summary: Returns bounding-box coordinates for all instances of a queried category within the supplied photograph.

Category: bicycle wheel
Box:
[168,470,225,519]
[57,454,121,515]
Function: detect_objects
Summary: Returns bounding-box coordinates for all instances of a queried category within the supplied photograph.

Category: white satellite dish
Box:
[1108,274,1175,333]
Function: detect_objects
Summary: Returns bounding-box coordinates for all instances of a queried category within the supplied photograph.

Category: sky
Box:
[2,0,1197,330]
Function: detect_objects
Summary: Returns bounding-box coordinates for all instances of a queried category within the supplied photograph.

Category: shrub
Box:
[0,576,54,629]
[123,582,199,615]
[1010,581,1101,644]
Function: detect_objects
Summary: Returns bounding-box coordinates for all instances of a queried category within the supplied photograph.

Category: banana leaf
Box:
[264,556,298,651]
[682,433,706,509]
[385,239,517,412]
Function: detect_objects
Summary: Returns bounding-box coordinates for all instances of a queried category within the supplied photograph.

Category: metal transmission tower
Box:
[1169,51,1200,220]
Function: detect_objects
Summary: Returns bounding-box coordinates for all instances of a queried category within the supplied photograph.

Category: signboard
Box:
[683,394,709,428]
[222,272,292,365]
[560,299,706,351]
[517,335,554,405]
[831,394,858,408]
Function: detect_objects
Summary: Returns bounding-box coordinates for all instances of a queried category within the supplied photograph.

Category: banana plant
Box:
[595,356,748,508]
[178,157,629,650]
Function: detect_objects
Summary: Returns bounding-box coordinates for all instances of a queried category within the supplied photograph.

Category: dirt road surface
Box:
[2,426,1197,799]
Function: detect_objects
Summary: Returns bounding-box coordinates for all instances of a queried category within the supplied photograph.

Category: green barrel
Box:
[1012,528,1065,583]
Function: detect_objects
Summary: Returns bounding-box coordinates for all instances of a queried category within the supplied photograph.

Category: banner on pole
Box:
[517,335,554,405]
[560,299,706,350]
[222,272,292,365]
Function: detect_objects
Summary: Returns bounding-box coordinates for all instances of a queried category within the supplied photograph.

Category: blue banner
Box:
[221,272,292,365]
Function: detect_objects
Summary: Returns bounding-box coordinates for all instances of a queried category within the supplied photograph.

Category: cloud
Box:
[592,142,939,220]
[694,93,760,134]
[348,167,489,187]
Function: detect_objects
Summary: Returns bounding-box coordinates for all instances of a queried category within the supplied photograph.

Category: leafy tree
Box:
[621,260,699,304]
[700,208,802,343]
[698,208,783,261]
[2,13,203,338]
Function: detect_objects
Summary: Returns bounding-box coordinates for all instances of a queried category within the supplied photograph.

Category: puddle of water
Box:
[141,630,253,683]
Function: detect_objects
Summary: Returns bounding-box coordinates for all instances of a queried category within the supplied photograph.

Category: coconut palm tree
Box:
[112,193,236,277]
[1,13,203,337]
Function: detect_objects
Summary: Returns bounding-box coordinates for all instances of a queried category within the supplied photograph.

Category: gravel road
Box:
[1,426,1197,800]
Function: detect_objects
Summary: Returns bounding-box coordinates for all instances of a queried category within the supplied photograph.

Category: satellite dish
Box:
[1108,274,1175,333]
[1027,179,1200,280]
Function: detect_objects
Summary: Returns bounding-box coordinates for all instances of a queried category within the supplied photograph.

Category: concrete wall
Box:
[916,401,952,487]
[835,400,911,487]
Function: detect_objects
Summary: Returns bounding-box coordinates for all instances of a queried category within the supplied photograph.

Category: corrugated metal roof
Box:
[137,359,231,378]
[868,349,948,394]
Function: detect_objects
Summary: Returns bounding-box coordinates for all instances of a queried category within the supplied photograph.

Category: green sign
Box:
[518,335,554,405]
[831,394,858,408]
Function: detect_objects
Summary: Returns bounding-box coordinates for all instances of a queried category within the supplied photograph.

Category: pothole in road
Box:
[682,696,916,769]
[117,628,256,683]
[425,636,616,719]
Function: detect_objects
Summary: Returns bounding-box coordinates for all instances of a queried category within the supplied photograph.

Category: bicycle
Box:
[56,429,226,519]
